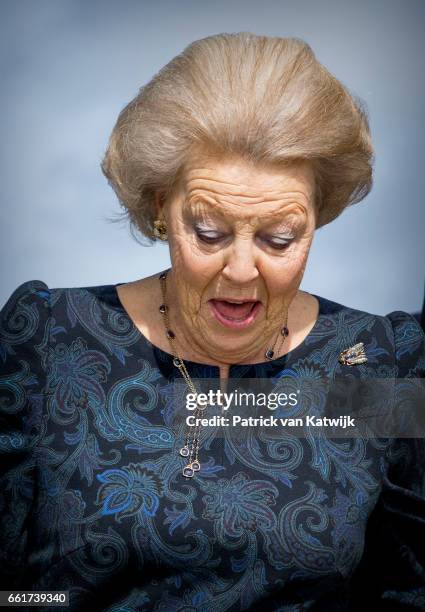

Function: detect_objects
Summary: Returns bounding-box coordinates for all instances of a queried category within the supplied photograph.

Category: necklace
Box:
[158,268,289,478]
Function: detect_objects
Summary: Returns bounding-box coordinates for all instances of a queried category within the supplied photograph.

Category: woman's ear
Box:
[154,191,166,218]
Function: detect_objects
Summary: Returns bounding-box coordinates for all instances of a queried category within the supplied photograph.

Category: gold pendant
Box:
[338,342,367,366]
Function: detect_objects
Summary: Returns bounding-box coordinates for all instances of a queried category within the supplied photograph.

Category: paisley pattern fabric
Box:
[1,278,424,611]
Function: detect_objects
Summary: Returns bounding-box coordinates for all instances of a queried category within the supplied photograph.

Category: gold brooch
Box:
[338,342,367,366]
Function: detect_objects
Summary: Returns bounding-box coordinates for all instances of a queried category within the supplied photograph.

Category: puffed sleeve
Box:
[0,280,50,589]
[350,311,425,610]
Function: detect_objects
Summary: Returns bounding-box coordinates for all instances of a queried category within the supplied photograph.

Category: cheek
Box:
[169,227,223,285]
[168,232,222,313]
[260,237,312,295]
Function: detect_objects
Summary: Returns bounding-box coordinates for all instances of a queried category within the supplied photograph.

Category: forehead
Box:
[179,153,316,216]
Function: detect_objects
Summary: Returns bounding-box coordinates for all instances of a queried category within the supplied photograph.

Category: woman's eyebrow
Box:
[186,199,304,222]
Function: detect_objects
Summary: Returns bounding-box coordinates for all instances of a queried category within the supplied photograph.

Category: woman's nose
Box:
[221,237,259,284]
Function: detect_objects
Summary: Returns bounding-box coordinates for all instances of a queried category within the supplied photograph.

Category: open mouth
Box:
[210,300,258,320]
[209,299,262,327]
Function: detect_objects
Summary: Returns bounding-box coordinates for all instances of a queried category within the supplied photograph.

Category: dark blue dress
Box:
[1,278,425,611]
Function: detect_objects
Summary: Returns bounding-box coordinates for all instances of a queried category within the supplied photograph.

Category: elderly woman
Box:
[1,32,424,611]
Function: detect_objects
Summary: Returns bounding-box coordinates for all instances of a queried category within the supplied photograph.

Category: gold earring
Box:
[153,218,168,241]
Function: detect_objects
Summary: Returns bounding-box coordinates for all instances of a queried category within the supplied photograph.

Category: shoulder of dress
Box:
[35,281,120,304]
[312,293,388,324]
[383,310,425,376]
[1,280,52,323]
[2,279,50,304]
[2,280,121,320]
[0,280,52,365]
[48,282,121,308]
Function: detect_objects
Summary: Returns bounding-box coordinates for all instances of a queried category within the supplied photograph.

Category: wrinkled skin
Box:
[153,152,318,379]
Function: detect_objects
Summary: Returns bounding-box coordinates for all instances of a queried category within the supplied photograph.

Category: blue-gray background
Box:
[1,0,424,315]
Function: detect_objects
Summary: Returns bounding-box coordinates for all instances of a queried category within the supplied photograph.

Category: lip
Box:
[209,299,262,329]
[212,298,259,304]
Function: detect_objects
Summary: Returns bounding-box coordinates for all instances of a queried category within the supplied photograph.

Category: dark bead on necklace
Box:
[166,329,175,339]
[173,357,183,368]
[159,304,167,313]
[265,349,274,359]
[159,272,167,280]
[281,326,289,337]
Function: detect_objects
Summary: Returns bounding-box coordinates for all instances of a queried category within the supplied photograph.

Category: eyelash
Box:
[195,231,292,251]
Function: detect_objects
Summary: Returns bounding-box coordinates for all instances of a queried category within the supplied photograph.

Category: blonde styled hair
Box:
[101,32,374,244]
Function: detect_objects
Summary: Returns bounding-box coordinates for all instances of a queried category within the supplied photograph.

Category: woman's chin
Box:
[196,305,265,360]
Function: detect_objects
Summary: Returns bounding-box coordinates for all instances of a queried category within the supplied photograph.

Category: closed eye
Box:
[194,227,294,250]
[195,231,225,244]
[264,237,292,250]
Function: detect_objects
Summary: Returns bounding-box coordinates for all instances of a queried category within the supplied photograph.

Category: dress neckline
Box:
[111,283,325,371]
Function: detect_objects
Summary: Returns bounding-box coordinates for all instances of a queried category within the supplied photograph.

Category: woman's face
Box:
[156,153,317,365]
